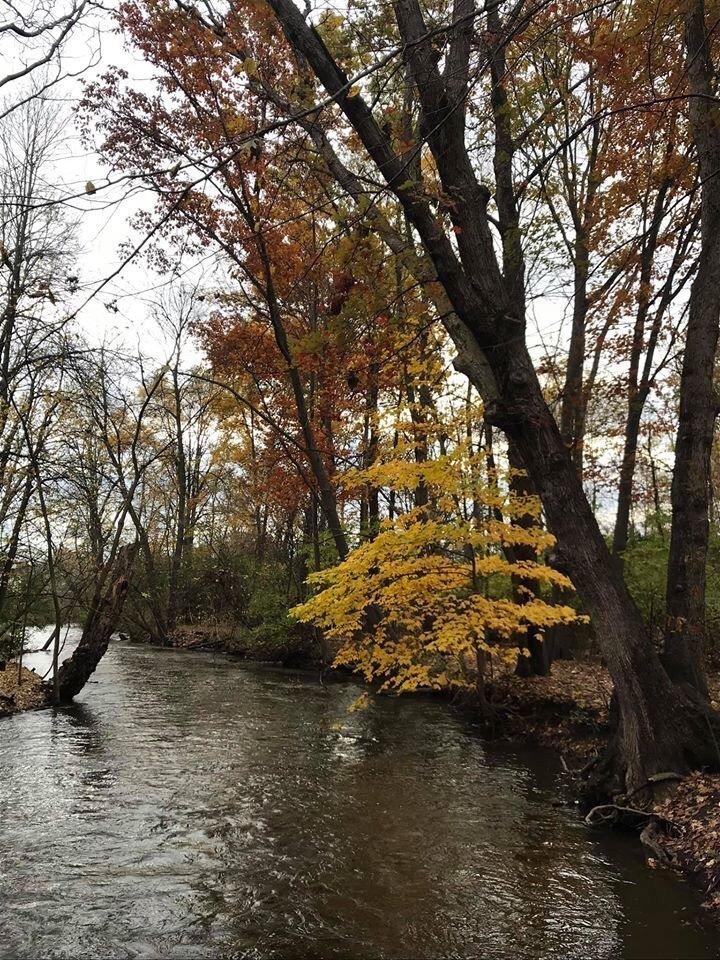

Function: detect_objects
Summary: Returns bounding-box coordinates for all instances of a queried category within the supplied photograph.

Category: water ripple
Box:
[0,634,716,959]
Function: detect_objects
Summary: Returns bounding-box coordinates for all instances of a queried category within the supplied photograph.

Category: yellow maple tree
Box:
[293,388,580,694]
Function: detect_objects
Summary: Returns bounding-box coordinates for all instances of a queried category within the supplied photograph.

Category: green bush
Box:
[622,526,720,657]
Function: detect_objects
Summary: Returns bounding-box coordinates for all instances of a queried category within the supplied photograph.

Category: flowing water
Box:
[0,631,718,959]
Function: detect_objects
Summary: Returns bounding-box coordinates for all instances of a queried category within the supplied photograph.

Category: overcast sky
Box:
[16,4,211,363]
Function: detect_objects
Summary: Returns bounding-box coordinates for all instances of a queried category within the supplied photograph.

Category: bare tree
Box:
[1,1,98,120]
[0,98,77,637]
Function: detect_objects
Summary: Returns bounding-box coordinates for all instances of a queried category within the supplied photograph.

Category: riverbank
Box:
[493,659,611,761]
[655,773,720,913]
[0,662,48,716]
[161,622,322,667]
[492,658,720,920]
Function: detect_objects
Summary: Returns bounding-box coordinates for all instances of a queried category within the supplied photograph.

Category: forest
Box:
[2,0,720,957]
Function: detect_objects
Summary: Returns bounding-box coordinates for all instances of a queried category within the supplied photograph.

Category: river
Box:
[0,631,717,959]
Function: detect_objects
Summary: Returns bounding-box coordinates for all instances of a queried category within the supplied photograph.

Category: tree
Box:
[1,0,98,120]
[88,0,720,793]
[294,375,578,702]
[148,288,221,632]
[248,0,720,795]
[663,0,720,699]
[55,543,137,701]
[0,98,78,648]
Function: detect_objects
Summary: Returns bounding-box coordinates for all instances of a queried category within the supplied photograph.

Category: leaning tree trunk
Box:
[259,0,720,796]
[55,544,137,703]
[663,0,720,700]
[493,343,720,794]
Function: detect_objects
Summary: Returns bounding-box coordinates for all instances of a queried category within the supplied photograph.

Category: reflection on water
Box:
[0,632,717,959]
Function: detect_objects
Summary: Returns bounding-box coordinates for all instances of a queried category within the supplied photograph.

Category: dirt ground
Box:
[493,658,612,760]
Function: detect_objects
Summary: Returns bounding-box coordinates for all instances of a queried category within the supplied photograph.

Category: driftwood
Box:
[585,799,679,866]
[41,625,59,652]
[639,819,675,864]
[585,804,662,828]
[54,543,137,703]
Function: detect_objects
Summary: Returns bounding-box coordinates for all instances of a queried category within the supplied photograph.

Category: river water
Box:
[0,633,717,959]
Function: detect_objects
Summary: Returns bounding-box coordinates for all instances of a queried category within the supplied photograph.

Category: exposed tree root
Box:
[583,685,720,805]
[585,803,676,832]
[640,819,676,865]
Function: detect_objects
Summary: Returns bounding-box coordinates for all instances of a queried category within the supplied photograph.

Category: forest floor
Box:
[164,622,321,666]
[493,658,612,760]
[0,662,48,716]
[495,658,720,918]
[164,622,236,651]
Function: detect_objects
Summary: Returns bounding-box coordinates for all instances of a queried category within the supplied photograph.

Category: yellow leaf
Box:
[348,691,370,713]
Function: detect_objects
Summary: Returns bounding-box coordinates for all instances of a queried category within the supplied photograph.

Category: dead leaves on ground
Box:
[0,664,48,715]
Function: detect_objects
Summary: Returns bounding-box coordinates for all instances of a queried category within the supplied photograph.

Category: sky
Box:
[8,3,211,363]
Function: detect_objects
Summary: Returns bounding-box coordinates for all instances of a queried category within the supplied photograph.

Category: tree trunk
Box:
[55,544,137,703]
[493,344,719,793]
[360,360,380,539]
[487,11,548,678]
[167,367,188,634]
[264,0,720,794]
[663,0,720,699]
[612,393,646,558]
[0,472,33,616]
[612,180,670,559]
[256,237,349,561]
[505,440,550,677]
[559,237,589,476]
[404,367,430,509]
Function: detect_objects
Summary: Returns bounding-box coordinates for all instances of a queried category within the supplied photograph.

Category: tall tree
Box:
[663,0,720,698]
[257,0,720,794]
[91,0,720,793]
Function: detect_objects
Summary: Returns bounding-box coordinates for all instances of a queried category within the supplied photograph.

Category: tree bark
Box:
[360,360,380,539]
[663,0,720,698]
[167,367,188,633]
[508,440,551,677]
[559,236,589,475]
[612,393,647,558]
